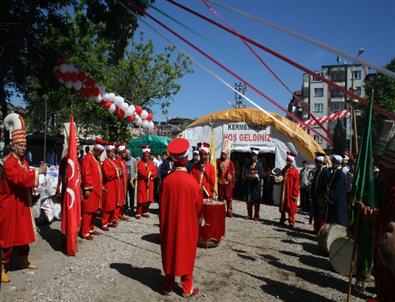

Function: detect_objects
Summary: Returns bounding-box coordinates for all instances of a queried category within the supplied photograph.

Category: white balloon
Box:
[73,81,82,90]
[121,102,129,111]
[114,96,123,106]
[102,93,111,101]
[142,119,150,128]
[140,110,148,120]
[125,105,135,117]
[134,117,143,126]
[95,95,102,103]
[59,63,69,74]
[148,121,155,129]
[108,104,116,113]
[65,81,73,89]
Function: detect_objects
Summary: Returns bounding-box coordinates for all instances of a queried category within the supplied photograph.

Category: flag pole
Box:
[346,86,373,302]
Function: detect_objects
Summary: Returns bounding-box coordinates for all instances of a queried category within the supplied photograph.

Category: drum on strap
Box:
[317,224,347,256]
[329,236,355,276]
[198,199,225,248]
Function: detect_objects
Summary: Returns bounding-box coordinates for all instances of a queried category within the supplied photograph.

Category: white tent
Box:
[181,108,324,168]
[181,108,325,205]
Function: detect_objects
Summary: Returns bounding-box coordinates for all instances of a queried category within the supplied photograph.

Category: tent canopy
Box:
[183,108,325,167]
[127,135,171,157]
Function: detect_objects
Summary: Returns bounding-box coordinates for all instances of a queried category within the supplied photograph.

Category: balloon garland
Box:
[53,59,155,130]
[298,109,350,127]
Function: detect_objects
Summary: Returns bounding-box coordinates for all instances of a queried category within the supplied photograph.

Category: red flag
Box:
[61,113,81,256]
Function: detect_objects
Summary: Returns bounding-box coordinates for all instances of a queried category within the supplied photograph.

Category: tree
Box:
[364,58,395,121]
[0,0,158,142]
[360,58,395,143]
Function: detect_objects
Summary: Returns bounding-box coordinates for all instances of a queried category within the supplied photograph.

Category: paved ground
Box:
[1,201,374,301]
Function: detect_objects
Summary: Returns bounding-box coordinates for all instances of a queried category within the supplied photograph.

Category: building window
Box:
[330,103,344,112]
[313,135,323,144]
[330,70,346,82]
[313,103,324,113]
[354,86,362,96]
[330,88,345,97]
[314,88,324,97]
[352,70,362,80]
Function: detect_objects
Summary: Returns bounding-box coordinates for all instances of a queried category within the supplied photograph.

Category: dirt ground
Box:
[1,201,375,302]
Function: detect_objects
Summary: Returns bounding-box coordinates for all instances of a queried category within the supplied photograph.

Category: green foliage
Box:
[364,58,395,122]
[1,0,192,142]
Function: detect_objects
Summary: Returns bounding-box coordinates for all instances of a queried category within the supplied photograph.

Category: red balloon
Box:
[92,87,100,96]
[53,69,62,79]
[78,72,86,81]
[135,105,143,116]
[85,78,97,87]
[115,107,125,118]
[146,113,153,121]
[63,73,72,82]
[102,101,112,109]
[79,87,88,97]
[127,114,136,123]
[70,72,79,82]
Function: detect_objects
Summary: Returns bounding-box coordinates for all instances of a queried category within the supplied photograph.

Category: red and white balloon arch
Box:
[53,59,154,130]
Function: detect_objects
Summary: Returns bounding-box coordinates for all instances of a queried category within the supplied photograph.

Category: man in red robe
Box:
[80,137,105,240]
[279,152,300,227]
[357,131,395,302]
[101,143,120,231]
[159,137,203,297]
[191,142,216,198]
[136,145,157,219]
[216,140,235,217]
[114,143,129,221]
[1,113,47,283]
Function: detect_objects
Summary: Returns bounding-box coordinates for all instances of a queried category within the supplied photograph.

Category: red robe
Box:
[373,181,395,301]
[159,168,203,275]
[137,159,157,204]
[191,162,216,198]
[81,152,103,213]
[0,154,38,248]
[102,158,120,212]
[114,156,128,208]
[216,159,235,201]
[279,165,300,214]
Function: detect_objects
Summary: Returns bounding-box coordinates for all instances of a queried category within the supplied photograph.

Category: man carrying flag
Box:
[61,113,81,256]
[355,117,395,301]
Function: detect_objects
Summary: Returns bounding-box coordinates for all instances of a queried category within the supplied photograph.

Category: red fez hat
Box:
[168,138,190,161]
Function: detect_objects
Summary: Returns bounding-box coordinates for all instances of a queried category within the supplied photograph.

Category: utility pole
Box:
[234,82,246,108]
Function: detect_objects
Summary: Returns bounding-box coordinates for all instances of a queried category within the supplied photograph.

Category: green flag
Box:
[352,99,376,280]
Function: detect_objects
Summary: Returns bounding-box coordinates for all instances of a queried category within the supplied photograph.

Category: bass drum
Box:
[329,236,355,276]
[198,199,226,248]
[317,224,347,256]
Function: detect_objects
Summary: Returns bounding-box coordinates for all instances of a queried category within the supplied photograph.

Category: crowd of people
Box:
[1,112,395,301]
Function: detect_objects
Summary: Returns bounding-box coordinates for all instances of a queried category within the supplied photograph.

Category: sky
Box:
[134,0,395,122]
[9,0,395,123]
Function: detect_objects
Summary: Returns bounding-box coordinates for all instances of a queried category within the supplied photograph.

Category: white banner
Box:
[223,122,273,146]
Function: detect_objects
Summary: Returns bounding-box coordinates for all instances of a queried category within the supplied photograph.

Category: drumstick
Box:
[202,185,210,198]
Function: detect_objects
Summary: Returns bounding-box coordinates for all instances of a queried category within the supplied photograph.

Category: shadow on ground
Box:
[141,233,160,245]
[37,224,67,256]
[110,263,164,294]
